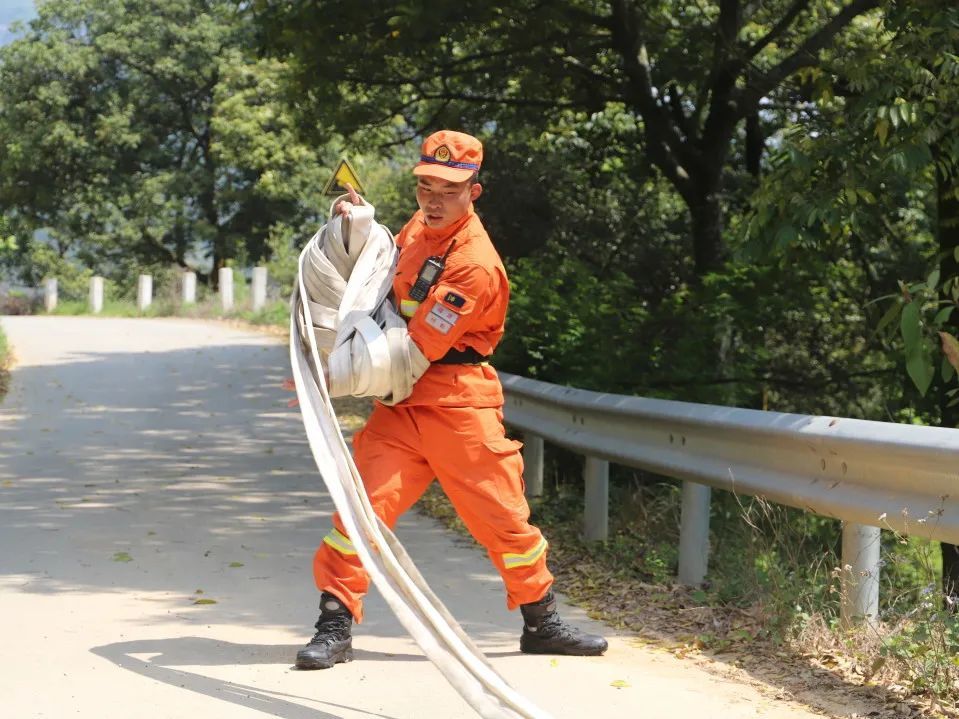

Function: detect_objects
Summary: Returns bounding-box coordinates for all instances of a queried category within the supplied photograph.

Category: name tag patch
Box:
[425,304,459,334]
[443,291,466,308]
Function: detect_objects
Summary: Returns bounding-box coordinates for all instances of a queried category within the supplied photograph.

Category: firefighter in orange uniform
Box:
[296,131,608,670]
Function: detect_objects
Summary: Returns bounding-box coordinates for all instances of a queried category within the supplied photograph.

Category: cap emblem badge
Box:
[434,145,451,163]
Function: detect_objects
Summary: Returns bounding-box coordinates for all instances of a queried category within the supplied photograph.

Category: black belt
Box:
[434,347,491,365]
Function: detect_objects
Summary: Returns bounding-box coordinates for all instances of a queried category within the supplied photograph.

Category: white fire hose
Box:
[289,200,553,719]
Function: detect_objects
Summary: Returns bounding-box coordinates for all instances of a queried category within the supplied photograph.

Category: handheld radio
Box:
[408,239,457,302]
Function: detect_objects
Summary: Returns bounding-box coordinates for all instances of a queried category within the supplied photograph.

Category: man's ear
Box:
[470,182,483,201]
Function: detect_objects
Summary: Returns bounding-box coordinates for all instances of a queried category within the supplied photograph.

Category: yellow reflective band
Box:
[323,528,357,556]
[503,538,547,569]
[400,298,420,318]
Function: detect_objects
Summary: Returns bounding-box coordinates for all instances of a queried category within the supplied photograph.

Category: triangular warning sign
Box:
[323,157,366,196]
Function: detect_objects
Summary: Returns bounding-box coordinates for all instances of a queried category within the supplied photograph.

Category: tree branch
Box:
[736,0,880,115]
[743,0,811,62]
[608,0,694,200]
[417,91,582,109]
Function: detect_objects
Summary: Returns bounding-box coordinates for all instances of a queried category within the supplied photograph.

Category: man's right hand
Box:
[333,182,361,218]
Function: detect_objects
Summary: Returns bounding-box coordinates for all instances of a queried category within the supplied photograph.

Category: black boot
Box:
[520,591,608,656]
[295,592,354,670]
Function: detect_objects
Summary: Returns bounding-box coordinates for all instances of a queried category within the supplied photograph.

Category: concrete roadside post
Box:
[219,267,233,311]
[89,276,104,314]
[251,266,267,312]
[522,434,544,498]
[43,278,57,313]
[583,456,609,541]
[182,271,196,304]
[137,275,152,312]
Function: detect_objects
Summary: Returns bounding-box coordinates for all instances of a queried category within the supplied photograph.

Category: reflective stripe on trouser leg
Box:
[503,537,548,569]
[420,405,554,609]
[312,406,435,623]
[322,527,357,555]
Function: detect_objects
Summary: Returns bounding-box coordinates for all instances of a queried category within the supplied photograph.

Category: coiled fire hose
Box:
[289,200,553,719]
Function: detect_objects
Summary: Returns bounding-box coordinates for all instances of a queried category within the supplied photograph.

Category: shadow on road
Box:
[0,328,513,636]
[91,637,403,719]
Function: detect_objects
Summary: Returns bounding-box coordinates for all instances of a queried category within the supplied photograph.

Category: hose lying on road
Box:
[290,200,553,719]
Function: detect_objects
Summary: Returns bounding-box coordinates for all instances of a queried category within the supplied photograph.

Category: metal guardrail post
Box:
[522,434,544,498]
[840,522,880,627]
[219,267,234,311]
[251,266,267,311]
[43,278,57,312]
[89,276,104,314]
[678,481,711,585]
[136,275,152,311]
[583,456,609,541]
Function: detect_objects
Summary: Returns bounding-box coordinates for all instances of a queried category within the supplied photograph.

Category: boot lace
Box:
[537,611,582,641]
[309,612,351,645]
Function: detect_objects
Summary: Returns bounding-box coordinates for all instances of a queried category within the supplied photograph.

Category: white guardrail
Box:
[500,372,959,625]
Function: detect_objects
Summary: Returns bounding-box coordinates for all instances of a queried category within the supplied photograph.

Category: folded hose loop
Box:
[296,199,427,404]
[290,203,554,719]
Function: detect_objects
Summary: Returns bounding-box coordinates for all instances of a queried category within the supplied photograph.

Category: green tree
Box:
[0,0,333,290]
[740,0,959,592]
[257,0,881,278]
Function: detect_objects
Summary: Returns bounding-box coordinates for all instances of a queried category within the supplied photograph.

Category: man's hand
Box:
[333,182,361,218]
[282,377,299,408]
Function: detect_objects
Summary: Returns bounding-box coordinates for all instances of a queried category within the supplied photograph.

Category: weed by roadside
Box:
[45,296,291,327]
[0,324,9,401]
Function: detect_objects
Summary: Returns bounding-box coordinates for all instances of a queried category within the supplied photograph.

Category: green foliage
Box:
[880,615,959,697]
[880,273,959,398]
[0,0,336,287]
[28,242,93,303]
[706,493,841,632]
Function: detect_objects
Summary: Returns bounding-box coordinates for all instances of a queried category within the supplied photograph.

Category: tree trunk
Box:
[933,139,959,596]
[200,172,222,289]
[745,112,763,178]
[689,186,725,277]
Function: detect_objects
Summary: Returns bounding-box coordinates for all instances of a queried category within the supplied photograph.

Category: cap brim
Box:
[413,164,475,183]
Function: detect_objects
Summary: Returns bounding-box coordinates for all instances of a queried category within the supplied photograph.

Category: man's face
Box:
[415,175,482,229]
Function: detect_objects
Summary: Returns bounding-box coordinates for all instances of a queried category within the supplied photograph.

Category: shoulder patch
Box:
[443,291,466,308]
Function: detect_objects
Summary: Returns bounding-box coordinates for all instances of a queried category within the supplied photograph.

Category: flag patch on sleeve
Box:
[443,291,466,309]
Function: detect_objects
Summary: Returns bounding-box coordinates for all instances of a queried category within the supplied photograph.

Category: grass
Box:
[0,324,9,401]
[46,296,290,326]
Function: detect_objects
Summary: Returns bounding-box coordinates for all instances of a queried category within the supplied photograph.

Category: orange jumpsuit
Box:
[312,205,554,621]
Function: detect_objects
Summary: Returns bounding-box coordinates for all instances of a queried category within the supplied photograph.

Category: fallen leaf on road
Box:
[193,598,217,605]
[112,552,133,562]
[610,679,631,688]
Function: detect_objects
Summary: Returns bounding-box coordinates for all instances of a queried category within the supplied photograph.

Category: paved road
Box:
[0,316,843,719]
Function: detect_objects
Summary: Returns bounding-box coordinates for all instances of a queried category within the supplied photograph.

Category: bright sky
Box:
[0,0,37,46]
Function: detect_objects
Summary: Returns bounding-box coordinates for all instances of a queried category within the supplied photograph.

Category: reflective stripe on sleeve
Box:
[400,298,420,318]
[502,538,547,569]
[323,527,358,556]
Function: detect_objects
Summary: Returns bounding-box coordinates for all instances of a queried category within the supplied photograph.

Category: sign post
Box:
[322,158,366,196]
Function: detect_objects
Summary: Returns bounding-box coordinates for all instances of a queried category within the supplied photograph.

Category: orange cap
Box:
[413,130,483,182]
